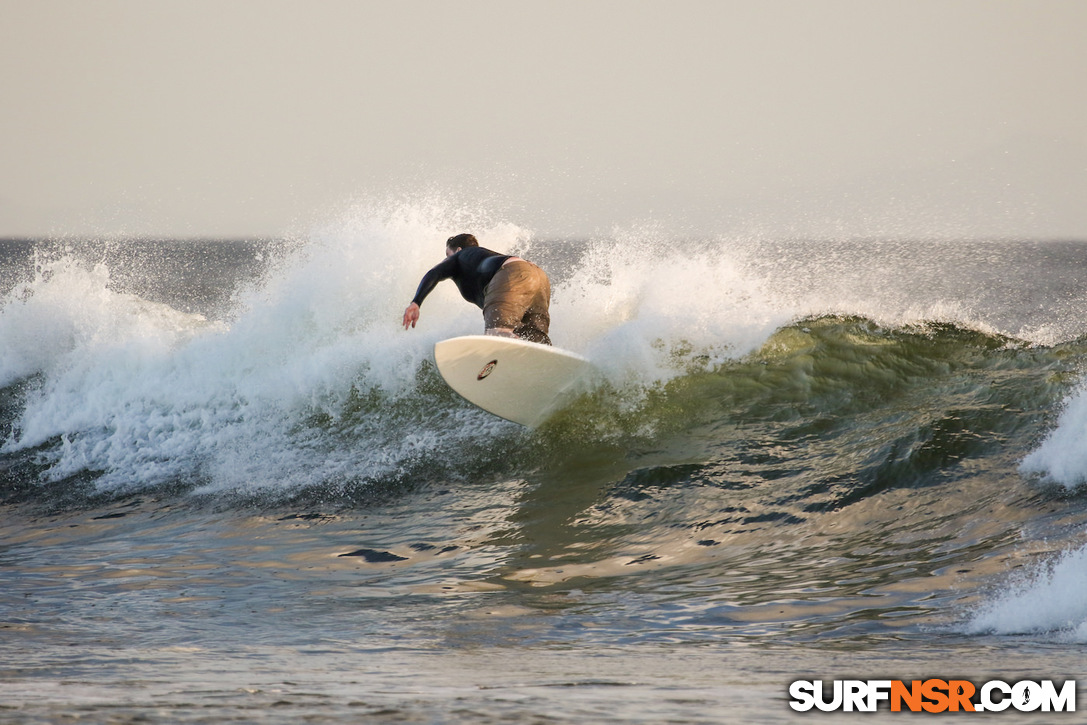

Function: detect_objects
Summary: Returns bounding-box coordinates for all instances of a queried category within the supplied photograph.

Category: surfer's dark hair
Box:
[446,233,478,251]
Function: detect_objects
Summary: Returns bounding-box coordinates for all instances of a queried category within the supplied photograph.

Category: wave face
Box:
[3,203,1087,646]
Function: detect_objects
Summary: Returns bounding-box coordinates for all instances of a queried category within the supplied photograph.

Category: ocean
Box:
[2,203,1087,722]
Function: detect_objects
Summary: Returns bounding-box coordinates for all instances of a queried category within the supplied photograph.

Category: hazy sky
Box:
[2,0,1086,240]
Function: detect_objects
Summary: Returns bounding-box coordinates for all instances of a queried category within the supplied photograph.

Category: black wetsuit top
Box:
[411,246,512,309]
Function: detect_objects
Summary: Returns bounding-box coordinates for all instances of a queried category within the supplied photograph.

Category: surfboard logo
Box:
[477,359,498,380]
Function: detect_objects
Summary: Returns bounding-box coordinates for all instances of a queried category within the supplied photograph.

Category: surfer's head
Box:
[446,233,478,255]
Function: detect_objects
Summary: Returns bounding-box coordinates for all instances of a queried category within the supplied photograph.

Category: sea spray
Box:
[1020,384,1087,489]
[0,254,214,389]
[967,542,1087,641]
[551,229,792,386]
[0,203,534,496]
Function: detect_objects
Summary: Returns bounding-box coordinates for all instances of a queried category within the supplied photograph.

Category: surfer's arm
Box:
[411,257,457,307]
[403,257,457,330]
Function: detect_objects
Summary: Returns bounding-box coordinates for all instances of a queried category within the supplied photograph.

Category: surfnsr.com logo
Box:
[789,679,1076,713]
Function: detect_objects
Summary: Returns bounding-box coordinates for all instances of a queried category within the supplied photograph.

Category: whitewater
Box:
[3,201,1087,722]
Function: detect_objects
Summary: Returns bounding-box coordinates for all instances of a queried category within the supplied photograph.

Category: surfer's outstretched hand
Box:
[403,302,420,330]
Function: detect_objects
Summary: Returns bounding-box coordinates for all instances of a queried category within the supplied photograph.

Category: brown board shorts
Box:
[482,260,552,345]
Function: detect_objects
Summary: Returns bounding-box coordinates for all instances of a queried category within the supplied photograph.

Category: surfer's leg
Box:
[514,323,551,345]
[515,303,551,345]
[482,290,520,336]
[514,266,551,345]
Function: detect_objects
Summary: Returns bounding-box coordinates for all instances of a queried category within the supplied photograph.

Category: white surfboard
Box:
[434,335,593,427]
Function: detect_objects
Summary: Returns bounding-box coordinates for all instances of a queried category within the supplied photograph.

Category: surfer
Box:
[402,233,552,345]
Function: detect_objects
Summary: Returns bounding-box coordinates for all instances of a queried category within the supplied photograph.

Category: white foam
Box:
[0,256,213,388]
[967,543,1087,641]
[549,229,793,385]
[1020,385,1087,489]
[1,201,531,494]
